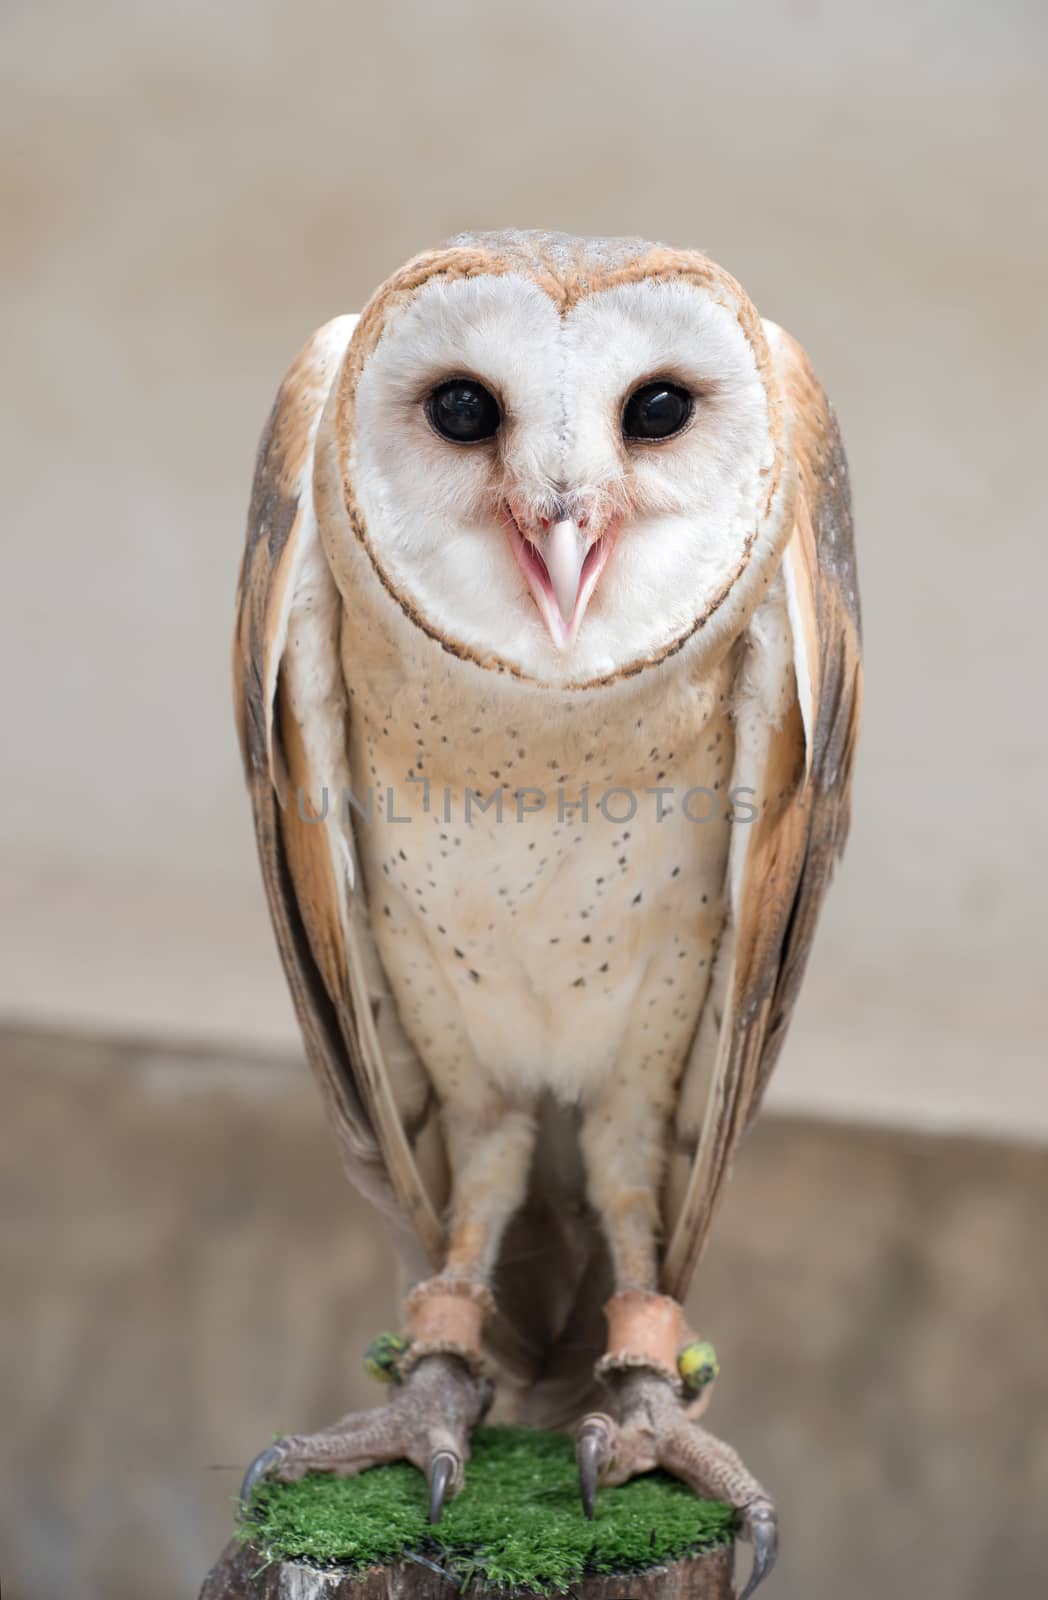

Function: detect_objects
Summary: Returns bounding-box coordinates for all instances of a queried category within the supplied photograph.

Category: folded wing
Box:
[232,319,447,1263]
[662,327,863,1297]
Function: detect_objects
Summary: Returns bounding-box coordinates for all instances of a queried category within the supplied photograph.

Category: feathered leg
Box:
[241,1089,538,1519]
[576,1087,777,1598]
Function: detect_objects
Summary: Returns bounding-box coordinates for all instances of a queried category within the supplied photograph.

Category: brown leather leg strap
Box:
[400,1278,495,1380]
[595,1290,688,1393]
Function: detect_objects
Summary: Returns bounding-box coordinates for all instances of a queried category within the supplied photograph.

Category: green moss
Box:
[239,1425,733,1593]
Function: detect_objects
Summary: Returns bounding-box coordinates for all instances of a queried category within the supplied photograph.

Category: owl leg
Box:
[577,1072,674,1289]
[576,1087,775,1595]
[574,1297,777,1599]
[240,1093,537,1521]
[439,1097,541,1288]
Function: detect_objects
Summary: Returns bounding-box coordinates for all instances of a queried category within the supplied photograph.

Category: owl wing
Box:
[233,320,447,1265]
[661,327,863,1299]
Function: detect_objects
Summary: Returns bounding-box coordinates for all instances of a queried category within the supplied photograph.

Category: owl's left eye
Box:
[622,380,693,441]
[427,379,502,443]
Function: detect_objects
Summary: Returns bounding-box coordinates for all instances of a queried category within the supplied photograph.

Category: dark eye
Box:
[428,379,501,443]
[622,380,693,441]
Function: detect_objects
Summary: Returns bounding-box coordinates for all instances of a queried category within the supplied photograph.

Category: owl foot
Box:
[575,1367,777,1600]
[239,1351,494,1522]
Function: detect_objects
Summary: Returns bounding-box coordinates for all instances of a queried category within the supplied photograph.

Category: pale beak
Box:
[545,517,589,625]
[504,510,616,651]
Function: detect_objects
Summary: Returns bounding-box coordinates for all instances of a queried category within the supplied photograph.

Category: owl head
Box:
[318,231,793,690]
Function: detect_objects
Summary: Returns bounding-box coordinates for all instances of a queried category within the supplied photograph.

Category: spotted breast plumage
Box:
[233,230,862,1597]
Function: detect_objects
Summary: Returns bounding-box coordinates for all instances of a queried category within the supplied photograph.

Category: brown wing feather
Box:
[662,332,863,1299]
[233,320,444,1258]
[753,332,863,1100]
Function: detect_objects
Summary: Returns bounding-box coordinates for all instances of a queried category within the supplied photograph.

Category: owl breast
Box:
[347,646,739,1114]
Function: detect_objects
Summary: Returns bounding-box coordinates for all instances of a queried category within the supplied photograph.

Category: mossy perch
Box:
[201,1427,736,1598]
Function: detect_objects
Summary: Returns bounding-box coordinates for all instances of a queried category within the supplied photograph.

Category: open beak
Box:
[505,514,614,650]
[545,517,589,626]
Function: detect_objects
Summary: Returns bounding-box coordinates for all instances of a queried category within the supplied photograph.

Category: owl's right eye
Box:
[622,380,693,441]
[427,379,502,443]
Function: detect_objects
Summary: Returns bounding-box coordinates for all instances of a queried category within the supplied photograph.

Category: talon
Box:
[738,1506,778,1600]
[239,1442,287,1506]
[575,1415,612,1520]
[427,1449,457,1524]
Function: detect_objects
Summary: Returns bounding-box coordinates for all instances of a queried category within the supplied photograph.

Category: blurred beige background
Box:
[1,2,1046,1598]
[2,0,1046,1133]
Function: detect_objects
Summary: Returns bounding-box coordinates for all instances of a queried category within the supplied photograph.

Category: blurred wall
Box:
[1,0,1045,1135]
[6,1027,1047,1600]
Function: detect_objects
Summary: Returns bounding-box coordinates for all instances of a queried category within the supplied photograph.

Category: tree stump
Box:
[200,1539,734,1600]
[204,1428,737,1599]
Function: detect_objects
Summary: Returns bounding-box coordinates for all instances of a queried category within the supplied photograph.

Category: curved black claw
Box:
[575,1420,609,1521]
[239,1443,287,1508]
[428,1450,457,1525]
[738,1508,778,1600]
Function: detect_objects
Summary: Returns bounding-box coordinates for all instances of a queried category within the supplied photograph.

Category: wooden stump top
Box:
[200,1539,734,1600]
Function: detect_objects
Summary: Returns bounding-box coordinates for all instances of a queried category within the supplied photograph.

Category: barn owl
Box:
[233,231,861,1597]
